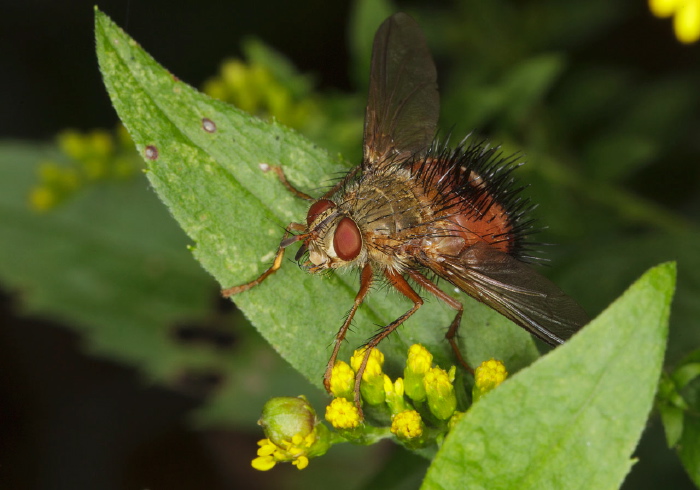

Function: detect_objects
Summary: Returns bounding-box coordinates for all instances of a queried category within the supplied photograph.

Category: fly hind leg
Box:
[350,270,424,417]
[407,270,473,374]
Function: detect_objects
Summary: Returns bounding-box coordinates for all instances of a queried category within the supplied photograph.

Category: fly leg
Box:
[351,271,424,416]
[222,163,314,296]
[323,263,374,392]
[407,270,473,374]
[262,164,315,201]
[262,163,361,201]
[221,222,306,296]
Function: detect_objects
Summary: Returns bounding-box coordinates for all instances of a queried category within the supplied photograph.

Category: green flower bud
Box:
[404,344,433,402]
[259,396,317,446]
[253,396,332,471]
[384,375,408,415]
[424,366,457,420]
[351,347,386,405]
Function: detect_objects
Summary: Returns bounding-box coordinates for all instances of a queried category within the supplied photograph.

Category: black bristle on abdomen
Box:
[408,136,541,262]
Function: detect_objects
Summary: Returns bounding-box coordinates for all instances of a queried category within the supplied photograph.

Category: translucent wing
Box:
[363,13,439,169]
[424,243,589,345]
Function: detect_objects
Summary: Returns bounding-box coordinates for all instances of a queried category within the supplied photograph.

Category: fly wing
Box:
[363,13,439,169]
[424,243,589,345]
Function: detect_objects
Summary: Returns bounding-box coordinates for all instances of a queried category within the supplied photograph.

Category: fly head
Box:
[299,198,367,272]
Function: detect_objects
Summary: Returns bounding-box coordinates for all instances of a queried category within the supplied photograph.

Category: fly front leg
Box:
[352,271,424,415]
[221,222,306,297]
[222,163,313,298]
[407,270,473,374]
[323,263,374,392]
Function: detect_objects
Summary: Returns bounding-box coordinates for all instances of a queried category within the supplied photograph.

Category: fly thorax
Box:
[356,172,424,237]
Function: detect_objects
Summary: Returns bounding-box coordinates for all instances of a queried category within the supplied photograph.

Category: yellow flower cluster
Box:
[423,365,458,420]
[650,0,700,43]
[29,126,138,212]
[328,360,355,400]
[253,347,510,470]
[202,58,319,129]
[325,345,476,447]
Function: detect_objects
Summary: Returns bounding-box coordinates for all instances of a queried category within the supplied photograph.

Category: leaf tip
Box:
[94,5,105,23]
[647,261,677,298]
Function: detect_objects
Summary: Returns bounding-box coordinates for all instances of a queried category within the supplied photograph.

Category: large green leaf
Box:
[422,262,674,489]
[94,8,543,389]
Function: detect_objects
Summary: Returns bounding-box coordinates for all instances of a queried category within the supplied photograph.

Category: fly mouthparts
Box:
[294,243,309,262]
[307,263,326,273]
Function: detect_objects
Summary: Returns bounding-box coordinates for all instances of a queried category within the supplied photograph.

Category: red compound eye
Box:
[333,217,362,261]
[306,199,335,227]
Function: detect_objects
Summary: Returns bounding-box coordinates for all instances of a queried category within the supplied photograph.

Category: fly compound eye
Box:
[306,199,336,227]
[333,217,362,261]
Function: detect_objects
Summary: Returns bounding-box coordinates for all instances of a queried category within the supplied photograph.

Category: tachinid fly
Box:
[223,13,589,411]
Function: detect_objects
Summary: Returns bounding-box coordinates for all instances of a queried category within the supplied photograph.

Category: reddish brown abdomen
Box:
[412,157,516,257]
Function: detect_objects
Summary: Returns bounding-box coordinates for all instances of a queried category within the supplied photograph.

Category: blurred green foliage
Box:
[1,0,700,488]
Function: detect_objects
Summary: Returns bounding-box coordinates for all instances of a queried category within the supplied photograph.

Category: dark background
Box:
[2,2,356,488]
[0,0,354,140]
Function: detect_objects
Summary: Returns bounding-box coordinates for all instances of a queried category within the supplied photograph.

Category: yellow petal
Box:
[293,456,309,470]
[674,0,700,43]
[650,0,682,18]
[251,455,276,471]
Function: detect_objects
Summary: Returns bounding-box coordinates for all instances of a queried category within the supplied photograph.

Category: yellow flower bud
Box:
[404,344,432,402]
[424,366,457,420]
[350,347,384,377]
[473,358,508,402]
[391,410,424,440]
[329,360,355,400]
[325,397,362,429]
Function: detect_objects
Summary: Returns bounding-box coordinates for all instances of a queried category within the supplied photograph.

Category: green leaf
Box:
[658,403,685,448]
[666,349,700,485]
[422,262,674,489]
[679,415,700,487]
[94,7,541,393]
[656,371,689,449]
